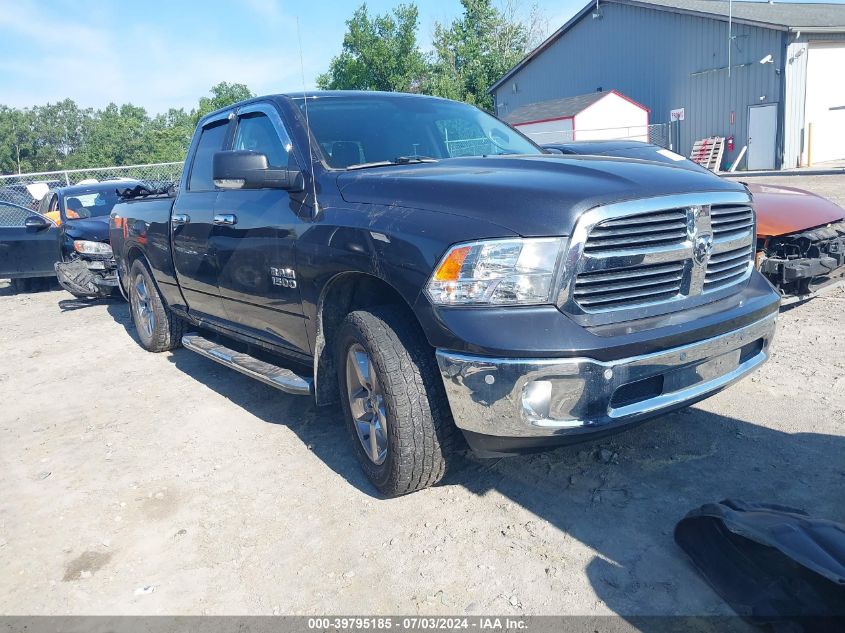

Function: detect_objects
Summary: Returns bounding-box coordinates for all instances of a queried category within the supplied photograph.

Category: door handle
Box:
[171,213,190,226]
[213,214,237,226]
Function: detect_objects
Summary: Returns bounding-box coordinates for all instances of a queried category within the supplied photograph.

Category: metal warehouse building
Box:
[490,0,845,170]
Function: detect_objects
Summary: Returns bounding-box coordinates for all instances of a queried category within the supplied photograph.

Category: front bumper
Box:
[436,313,777,456]
[55,258,118,298]
[759,254,845,295]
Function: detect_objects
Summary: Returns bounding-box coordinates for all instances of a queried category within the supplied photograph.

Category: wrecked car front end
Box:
[749,184,845,298]
[54,216,119,299]
[758,221,845,296]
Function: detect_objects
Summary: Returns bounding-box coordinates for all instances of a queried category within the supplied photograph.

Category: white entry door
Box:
[747,104,778,170]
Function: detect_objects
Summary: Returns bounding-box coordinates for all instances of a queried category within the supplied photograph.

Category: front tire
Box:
[336,307,458,497]
[128,259,186,352]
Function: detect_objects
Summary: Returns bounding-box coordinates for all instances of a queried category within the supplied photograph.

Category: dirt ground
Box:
[1,176,844,619]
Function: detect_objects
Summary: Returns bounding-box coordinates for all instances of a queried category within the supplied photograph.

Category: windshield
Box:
[63,189,120,219]
[295,94,540,169]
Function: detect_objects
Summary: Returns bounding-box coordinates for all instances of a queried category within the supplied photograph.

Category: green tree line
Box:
[0,82,253,175]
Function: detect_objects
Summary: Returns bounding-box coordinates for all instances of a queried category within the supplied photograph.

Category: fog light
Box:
[522,380,552,420]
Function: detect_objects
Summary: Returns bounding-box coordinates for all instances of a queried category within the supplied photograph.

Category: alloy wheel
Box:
[345,343,388,465]
[133,274,155,339]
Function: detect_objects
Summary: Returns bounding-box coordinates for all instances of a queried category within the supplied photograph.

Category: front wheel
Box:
[336,307,459,497]
[128,259,186,352]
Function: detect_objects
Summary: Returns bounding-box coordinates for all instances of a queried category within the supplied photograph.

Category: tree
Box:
[33,99,90,160]
[0,106,35,174]
[148,108,194,163]
[426,0,546,111]
[67,103,151,167]
[0,82,256,175]
[192,82,254,124]
[316,4,427,92]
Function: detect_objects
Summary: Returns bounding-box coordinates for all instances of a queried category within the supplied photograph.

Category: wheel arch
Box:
[120,245,148,292]
[313,271,422,406]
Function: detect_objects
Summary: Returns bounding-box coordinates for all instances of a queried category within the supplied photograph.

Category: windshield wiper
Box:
[346,156,438,170]
[394,155,437,164]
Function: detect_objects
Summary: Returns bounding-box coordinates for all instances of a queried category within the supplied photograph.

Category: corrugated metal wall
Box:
[493,1,785,169]
[783,39,808,169]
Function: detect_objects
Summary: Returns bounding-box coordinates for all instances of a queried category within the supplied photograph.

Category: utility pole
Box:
[728,0,733,77]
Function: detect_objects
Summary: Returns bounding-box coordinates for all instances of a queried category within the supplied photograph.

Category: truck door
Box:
[212,103,310,355]
[171,115,231,321]
[0,202,61,279]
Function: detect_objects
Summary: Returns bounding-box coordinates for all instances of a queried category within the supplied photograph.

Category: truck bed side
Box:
[110,195,183,309]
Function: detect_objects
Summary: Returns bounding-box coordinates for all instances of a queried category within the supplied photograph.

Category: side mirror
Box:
[212,150,304,192]
[24,215,51,230]
[543,147,564,155]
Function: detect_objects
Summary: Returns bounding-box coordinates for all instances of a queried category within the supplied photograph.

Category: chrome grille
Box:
[561,192,756,322]
[574,262,684,309]
[710,204,754,238]
[705,245,753,290]
[704,204,755,292]
[584,209,687,253]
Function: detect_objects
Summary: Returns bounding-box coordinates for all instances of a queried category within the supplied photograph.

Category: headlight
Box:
[73,240,113,256]
[425,237,565,306]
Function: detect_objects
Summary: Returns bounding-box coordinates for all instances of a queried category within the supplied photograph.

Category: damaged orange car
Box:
[749,183,845,297]
[544,141,845,298]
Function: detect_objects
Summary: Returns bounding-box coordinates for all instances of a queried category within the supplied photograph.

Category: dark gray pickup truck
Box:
[110,91,780,496]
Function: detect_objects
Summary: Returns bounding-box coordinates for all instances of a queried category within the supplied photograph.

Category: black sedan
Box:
[2,180,143,296]
[0,201,61,292]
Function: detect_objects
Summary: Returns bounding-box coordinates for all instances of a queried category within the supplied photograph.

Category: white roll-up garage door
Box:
[804,42,845,164]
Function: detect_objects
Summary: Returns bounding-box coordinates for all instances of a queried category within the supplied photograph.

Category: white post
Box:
[729,145,747,172]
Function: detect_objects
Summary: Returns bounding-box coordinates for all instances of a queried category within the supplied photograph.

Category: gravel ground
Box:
[2,284,843,618]
[1,174,844,619]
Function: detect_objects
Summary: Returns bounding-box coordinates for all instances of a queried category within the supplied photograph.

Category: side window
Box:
[0,203,32,227]
[188,119,229,192]
[234,112,292,169]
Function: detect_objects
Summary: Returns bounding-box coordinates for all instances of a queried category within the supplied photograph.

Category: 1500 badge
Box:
[270,267,297,288]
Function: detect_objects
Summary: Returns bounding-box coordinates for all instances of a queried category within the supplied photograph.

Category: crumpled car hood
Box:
[63,215,110,243]
[748,183,845,238]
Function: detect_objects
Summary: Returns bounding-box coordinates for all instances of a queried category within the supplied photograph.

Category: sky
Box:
[0,0,842,114]
[0,0,581,113]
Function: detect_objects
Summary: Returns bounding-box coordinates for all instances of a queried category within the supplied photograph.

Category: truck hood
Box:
[747,183,845,238]
[64,215,110,243]
[337,155,746,236]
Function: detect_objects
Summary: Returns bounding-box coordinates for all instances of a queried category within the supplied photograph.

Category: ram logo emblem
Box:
[693,233,714,266]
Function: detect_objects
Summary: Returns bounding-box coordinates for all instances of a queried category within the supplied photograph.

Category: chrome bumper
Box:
[436,313,777,438]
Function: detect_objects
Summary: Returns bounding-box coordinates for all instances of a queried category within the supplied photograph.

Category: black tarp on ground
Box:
[675,499,845,631]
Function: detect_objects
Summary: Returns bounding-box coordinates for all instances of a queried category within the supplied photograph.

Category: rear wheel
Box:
[128,259,186,352]
[336,307,458,497]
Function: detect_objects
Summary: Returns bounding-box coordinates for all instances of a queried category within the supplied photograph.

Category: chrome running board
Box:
[181,333,312,396]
